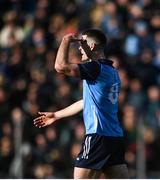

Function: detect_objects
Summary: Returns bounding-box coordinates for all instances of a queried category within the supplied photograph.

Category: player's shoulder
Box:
[78,59,114,80]
[81,59,114,69]
[78,60,101,80]
[98,59,114,68]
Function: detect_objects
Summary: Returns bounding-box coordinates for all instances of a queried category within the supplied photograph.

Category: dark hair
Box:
[82,29,107,50]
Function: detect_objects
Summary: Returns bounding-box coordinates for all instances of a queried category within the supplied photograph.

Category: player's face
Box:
[79,35,90,61]
[79,46,88,61]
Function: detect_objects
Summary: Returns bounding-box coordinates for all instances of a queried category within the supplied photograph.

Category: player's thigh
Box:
[74,167,101,179]
[103,164,129,179]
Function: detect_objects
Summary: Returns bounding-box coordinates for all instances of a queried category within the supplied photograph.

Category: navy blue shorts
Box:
[75,134,125,171]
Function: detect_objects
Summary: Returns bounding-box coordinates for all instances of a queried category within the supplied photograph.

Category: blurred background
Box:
[0,0,160,178]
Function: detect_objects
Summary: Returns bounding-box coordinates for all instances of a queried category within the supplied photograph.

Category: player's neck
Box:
[91,52,106,60]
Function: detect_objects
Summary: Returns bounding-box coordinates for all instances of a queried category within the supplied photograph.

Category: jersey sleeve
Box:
[78,61,101,80]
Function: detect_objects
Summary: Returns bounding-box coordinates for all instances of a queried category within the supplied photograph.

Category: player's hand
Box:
[33,112,57,128]
[63,33,82,43]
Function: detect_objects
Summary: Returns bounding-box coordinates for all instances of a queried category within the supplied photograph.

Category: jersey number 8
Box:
[108,84,119,104]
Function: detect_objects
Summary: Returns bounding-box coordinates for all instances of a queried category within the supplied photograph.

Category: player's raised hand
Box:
[63,33,82,43]
[33,112,57,128]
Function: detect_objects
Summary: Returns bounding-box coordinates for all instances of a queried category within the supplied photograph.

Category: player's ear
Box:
[90,43,96,51]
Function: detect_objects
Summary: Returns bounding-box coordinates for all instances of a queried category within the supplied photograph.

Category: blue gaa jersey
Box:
[78,59,123,137]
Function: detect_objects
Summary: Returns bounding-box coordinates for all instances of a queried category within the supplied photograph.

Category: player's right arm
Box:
[33,99,83,128]
[54,34,80,77]
[54,33,92,77]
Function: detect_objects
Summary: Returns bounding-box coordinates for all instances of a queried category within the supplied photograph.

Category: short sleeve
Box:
[78,61,101,80]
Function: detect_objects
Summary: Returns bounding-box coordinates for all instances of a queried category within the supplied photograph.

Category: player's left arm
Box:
[54,34,81,77]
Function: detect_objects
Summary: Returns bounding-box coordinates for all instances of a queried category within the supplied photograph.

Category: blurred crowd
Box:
[0,0,160,178]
